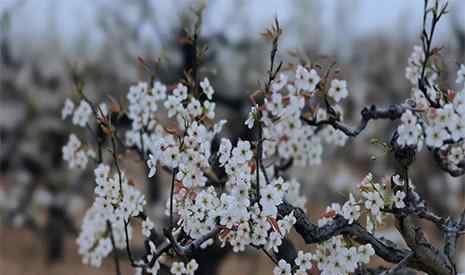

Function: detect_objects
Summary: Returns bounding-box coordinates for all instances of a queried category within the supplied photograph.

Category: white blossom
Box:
[170,262,186,275]
[72,100,92,127]
[273,259,291,275]
[62,98,75,120]
[295,65,320,92]
[327,79,348,102]
[147,154,158,178]
[200,78,214,99]
[393,191,406,209]
[456,64,465,84]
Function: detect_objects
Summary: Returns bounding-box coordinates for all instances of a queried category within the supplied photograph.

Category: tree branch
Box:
[303,104,406,137]
[277,202,410,264]
[107,221,122,275]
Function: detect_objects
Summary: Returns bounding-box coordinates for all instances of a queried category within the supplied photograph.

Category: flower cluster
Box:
[121,77,308,272]
[136,240,160,275]
[125,80,220,156]
[59,4,465,275]
[273,250,313,275]
[127,81,165,131]
[172,147,299,254]
[248,65,349,167]
[215,185,297,253]
[76,164,146,267]
[62,62,366,274]
[357,173,409,228]
[396,110,423,147]
[310,173,412,272]
[62,134,94,169]
[313,236,375,275]
[398,46,465,168]
[62,99,93,127]
[273,237,375,275]
[169,259,199,275]
[405,45,437,86]
[64,60,452,275]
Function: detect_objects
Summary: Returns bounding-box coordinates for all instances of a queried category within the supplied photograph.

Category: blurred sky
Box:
[1,0,464,57]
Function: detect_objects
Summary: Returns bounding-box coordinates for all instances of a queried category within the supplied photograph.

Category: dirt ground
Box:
[1,218,463,275]
[0,228,276,275]
[0,228,133,275]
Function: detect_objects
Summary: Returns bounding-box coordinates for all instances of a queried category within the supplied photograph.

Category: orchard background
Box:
[1,1,464,275]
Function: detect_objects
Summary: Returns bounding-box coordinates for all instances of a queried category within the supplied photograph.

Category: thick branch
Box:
[144,227,219,268]
[277,202,410,264]
[395,215,455,275]
[165,227,219,256]
[444,208,465,266]
[433,149,465,177]
[303,104,406,137]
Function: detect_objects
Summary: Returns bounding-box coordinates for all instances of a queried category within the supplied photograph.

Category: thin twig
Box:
[262,248,279,265]
[123,219,145,268]
[169,167,177,230]
[107,221,122,275]
[381,252,414,275]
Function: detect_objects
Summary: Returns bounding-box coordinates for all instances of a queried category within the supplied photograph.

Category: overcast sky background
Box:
[1,0,464,57]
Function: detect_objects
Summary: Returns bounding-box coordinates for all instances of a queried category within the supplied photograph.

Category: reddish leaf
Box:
[320,209,336,219]
[267,217,282,235]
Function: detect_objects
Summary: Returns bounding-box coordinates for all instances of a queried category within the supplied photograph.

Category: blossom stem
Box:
[256,120,263,205]
[262,248,279,265]
[123,219,145,268]
[111,136,124,195]
[107,221,122,275]
[169,167,177,230]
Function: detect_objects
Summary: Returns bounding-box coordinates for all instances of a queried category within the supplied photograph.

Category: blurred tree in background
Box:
[0,1,464,274]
